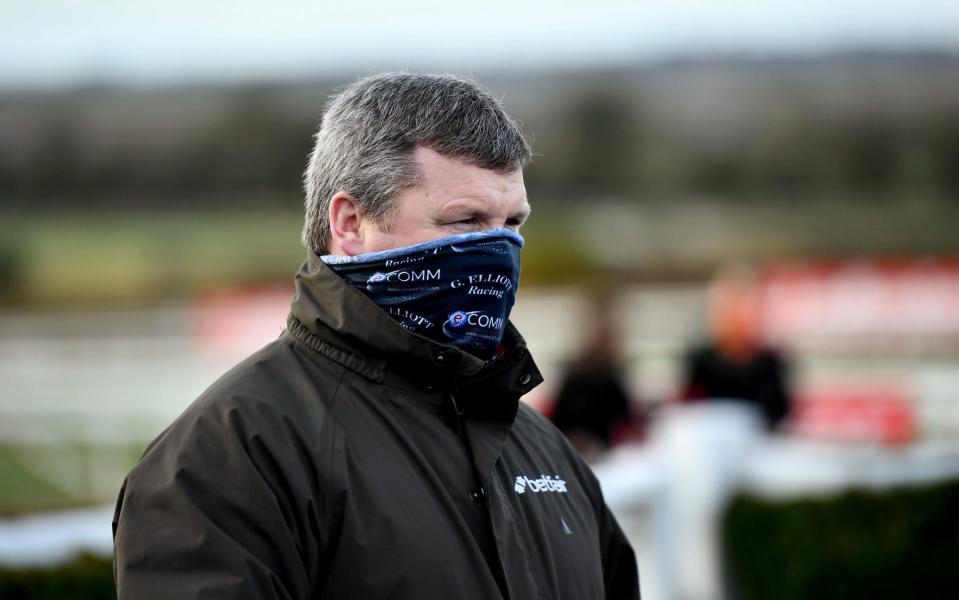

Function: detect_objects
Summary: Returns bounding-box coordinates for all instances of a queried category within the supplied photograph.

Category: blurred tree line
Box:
[2,53,959,305]
[2,52,958,209]
[0,87,316,208]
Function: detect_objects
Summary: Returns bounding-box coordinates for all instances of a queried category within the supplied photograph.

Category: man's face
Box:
[358,146,530,253]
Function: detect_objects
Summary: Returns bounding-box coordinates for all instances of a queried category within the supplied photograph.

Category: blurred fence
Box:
[2,264,959,599]
[3,273,959,502]
[0,285,701,446]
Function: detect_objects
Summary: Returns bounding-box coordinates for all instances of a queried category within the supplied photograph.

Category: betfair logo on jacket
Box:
[514,474,568,494]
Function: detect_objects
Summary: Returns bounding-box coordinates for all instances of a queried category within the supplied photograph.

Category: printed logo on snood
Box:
[321,228,523,360]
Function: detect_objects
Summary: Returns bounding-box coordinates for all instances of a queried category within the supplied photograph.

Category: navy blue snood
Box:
[321,228,523,360]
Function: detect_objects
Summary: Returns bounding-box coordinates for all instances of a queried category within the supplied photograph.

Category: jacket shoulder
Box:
[131,332,348,497]
[165,333,342,436]
[512,401,593,473]
[114,334,341,599]
[513,401,574,450]
[196,332,344,416]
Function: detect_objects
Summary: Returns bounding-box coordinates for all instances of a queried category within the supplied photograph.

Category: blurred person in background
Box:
[679,265,792,430]
[551,291,638,461]
[111,73,639,599]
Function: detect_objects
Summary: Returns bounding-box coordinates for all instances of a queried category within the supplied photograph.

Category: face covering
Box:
[321,228,523,360]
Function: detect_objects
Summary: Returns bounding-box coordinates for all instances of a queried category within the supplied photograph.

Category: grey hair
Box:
[302,73,532,253]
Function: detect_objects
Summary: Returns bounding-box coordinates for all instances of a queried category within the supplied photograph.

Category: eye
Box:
[450,217,481,226]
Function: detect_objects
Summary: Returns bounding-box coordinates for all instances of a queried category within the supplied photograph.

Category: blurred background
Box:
[2,1,959,598]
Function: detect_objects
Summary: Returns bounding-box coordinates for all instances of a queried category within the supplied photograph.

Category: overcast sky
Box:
[4,0,959,89]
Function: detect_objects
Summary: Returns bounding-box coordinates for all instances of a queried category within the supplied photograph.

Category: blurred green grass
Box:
[0,210,596,306]
[0,210,306,306]
[4,194,958,307]
[0,448,72,516]
[0,444,142,516]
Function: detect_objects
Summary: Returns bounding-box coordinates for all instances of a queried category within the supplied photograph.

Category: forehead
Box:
[412,146,527,206]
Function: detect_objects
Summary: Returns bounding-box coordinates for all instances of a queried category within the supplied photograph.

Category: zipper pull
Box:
[449,393,464,417]
[449,393,467,439]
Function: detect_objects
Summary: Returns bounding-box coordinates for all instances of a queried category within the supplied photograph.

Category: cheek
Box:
[360,222,399,253]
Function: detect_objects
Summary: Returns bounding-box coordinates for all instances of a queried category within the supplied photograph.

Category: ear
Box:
[327,192,366,256]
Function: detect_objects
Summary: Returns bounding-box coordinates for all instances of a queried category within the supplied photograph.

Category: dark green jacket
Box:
[112,252,640,599]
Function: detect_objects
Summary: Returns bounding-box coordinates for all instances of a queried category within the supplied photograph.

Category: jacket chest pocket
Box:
[323,440,504,599]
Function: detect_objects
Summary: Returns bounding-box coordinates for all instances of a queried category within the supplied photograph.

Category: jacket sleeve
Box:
[598,501,641,600]
[112,399,320,600]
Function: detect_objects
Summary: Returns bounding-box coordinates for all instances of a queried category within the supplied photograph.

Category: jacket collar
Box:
[287,252,542,406]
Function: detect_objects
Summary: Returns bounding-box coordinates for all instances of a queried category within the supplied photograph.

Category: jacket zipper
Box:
[448,393,512,600]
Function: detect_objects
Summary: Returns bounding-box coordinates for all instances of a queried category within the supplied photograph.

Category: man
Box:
[113,73,640,599]
[552,294,636,461]
[680,265,791,430]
